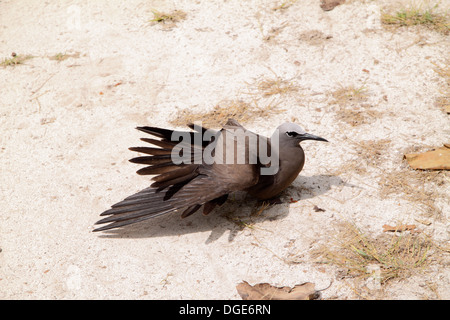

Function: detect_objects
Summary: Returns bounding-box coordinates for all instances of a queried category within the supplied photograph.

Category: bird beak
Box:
[298,133,328,142]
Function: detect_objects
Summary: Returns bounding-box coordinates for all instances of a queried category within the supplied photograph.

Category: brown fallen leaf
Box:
[320,0,345,11]
[382,224,416,232]
[236,281,321,300]
[404,145,450,170]
[313,205,325,212]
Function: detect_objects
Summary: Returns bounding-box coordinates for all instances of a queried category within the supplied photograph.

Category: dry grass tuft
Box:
[335,106,383,127]
[253,77,298,97]
[1,54,34,67]
[330,139,447,218]
[381,4,449,35]
[251,201,272,217]
[313,222,436,286]
[225,201,273,232]
[169,99,284,128]
[432,60,450,113]
[272,0,298,11]
[49,52,80,62]
[328,85,383,127]
[353,139,392,168]
[150,9,187,25]
[245,69,299,97]
[378,166,446,217]
[327,138,392,177]
[331,85,369,106]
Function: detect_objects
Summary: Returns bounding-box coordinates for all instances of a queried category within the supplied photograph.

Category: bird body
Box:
[94,119,327,231]
[247,145,305,200]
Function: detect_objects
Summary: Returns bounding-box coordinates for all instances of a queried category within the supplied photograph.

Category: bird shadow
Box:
[96,174,348,243]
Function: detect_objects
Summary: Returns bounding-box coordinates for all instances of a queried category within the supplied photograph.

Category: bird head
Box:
[274,122,328,146]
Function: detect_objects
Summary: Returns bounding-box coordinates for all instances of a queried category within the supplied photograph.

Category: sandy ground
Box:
[0,0,449,299]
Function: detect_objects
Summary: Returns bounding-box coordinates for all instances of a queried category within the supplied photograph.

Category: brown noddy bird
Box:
[94,119,327,231]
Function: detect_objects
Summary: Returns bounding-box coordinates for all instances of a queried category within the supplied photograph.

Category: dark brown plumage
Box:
[94,119,327,232]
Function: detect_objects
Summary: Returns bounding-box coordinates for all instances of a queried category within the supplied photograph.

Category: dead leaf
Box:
[313,205,325,212]
[382,224,416,232]
[320,0,345,11]
[288,197,298,203]
[404,145,450,170]
[236,281,321,300]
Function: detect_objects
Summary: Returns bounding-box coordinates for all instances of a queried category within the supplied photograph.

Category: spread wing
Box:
[94,119,265,231]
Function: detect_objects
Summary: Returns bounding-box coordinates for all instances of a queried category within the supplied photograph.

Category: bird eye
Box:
[286,131,298,137]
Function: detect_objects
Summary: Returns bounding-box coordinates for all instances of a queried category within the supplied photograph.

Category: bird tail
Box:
[94,177,228,232]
